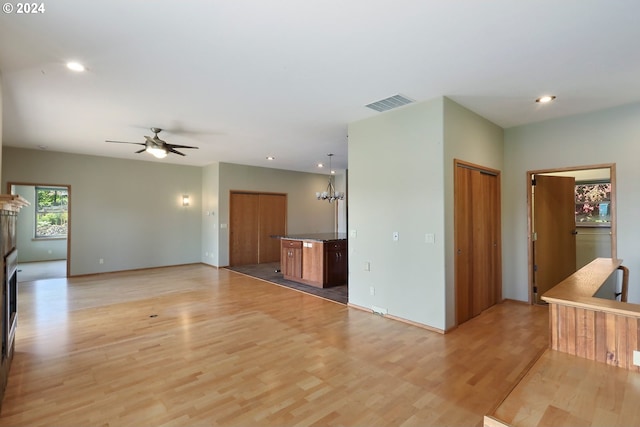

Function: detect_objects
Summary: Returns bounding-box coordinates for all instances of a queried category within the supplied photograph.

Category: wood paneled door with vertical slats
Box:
[455,160,502,325]
[229,192,287,266]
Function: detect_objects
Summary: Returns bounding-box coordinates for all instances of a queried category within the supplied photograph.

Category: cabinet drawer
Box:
[282,240,302,249]
[325,240,346,251]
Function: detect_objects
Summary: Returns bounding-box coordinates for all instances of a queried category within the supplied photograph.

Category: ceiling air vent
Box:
[365,94,415,112]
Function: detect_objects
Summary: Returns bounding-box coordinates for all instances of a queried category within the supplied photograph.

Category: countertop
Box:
[542,257,640,317]
[276,233,347,242]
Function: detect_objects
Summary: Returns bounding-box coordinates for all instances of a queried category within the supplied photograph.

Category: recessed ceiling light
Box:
[536,95,556,104]
[66,61,85,72]
[317,162,324,168]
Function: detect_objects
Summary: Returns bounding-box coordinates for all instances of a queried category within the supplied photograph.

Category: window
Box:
[575,181,611,226]
[35,187,68,238]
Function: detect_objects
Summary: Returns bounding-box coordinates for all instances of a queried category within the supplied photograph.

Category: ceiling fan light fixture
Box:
[66,61,85,72]
[535,95,556,104]
[147,146,168,159]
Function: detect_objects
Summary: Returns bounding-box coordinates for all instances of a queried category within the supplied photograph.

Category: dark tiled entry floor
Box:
[226,262,347,304]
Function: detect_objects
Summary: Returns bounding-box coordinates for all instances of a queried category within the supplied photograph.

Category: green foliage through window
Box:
[35,187,68,238]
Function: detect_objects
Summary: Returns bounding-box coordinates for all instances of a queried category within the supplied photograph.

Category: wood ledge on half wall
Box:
[0,195,30,212]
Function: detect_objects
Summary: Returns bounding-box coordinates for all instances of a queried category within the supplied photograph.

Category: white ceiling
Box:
[1,1,640,173]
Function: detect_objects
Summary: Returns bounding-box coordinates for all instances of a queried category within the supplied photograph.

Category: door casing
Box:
[526,163,617,304]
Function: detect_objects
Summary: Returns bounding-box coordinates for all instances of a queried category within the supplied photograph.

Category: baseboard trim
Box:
[69,262,208,278]
[348,302,447,334]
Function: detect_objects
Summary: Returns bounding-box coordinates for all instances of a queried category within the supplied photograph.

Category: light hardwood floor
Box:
[487,349,640,426]
[0,264,548,426]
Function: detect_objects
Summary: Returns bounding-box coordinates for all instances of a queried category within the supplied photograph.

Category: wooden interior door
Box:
[258,194,286,263]
[230,193,260,266]
[455,161,501,325]
[455,166,474,324]
[229,192,287,266]
[532,174,576,303]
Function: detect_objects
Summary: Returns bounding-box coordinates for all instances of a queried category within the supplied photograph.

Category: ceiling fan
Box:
[106,127,198,158]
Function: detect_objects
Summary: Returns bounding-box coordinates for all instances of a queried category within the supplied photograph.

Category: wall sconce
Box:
[182,195,190,207]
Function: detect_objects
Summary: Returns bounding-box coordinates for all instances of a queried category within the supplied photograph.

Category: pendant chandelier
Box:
[316,153,344,202]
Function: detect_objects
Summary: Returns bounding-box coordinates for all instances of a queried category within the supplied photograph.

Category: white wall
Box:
[503,102,640,303]
[443,97,504,329]
[348,97,447,330]
[216,162,338,267]
[14,185,67,262]
[2,147,202,275]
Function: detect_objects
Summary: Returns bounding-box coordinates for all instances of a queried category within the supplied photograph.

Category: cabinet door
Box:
[281,240,302,279]
[302,242,323,286]
[324,241,347,286]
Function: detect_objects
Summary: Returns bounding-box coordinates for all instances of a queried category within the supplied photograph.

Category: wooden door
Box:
[455,166,474,324]
[230,193,260,266]
[455,162,501,325]
[533,175,576,303]
[229,192,287,266]
[258,194,286,263]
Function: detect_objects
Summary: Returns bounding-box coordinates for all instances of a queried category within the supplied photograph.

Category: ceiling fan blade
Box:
[106,140,146,146]
[167,147,186,156]
[135,148,146,154]
[167,144,199,149]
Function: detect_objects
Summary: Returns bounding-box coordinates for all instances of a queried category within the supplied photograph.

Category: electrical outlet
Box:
[364,261,370,271]
[99,258,104,264]
[392,231,399,241]
[369,286,375,296]
[372,305,388,315]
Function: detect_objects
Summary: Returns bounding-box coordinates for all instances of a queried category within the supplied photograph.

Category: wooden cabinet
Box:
[281,239,302,280]
[324,240,347,287]
[280,237,347,288]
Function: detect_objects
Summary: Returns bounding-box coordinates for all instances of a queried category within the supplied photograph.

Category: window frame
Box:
[575,179,612,227]
[34,186,69,239]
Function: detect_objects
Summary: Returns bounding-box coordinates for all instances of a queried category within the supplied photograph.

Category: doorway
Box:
[8,182,70,281]
[527,164,616,304]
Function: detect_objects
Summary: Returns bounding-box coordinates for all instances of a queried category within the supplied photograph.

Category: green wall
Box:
[348,97,503,331]
[216,162,339,267]
[3,147,203,275]
[503,102,640,303]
